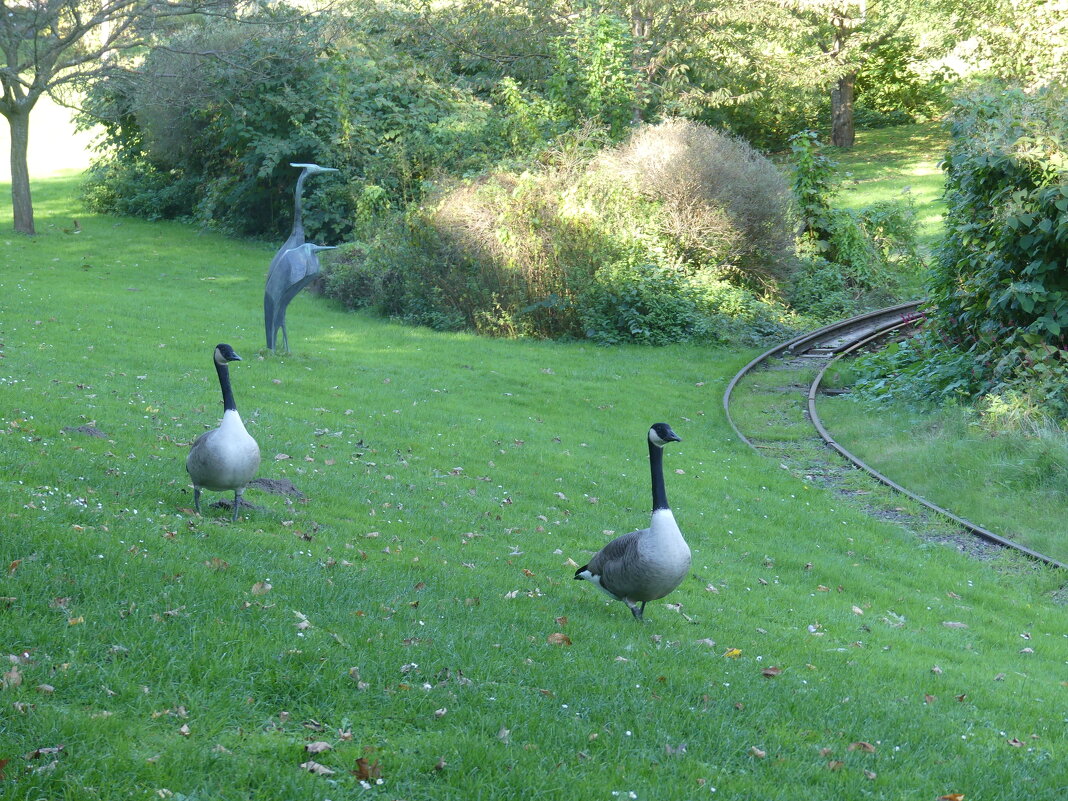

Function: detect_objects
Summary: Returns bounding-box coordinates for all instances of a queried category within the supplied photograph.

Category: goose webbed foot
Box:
[627,600,647,621]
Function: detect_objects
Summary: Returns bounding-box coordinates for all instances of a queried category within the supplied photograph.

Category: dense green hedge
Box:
[853,85,1068,423]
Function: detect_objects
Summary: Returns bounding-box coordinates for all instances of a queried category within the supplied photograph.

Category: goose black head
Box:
[648,422,681,447]
[214,343,242,364]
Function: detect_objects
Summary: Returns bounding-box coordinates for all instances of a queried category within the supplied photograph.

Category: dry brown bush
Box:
[596,118,795,283]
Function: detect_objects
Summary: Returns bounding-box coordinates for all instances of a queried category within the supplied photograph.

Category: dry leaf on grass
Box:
[848,741,876,753]
[24,745,64,759]
[761,666,783,678]
[354,757,382,780]
[2,665,22,689]
[547,632,572,646]
[305,742,332,755]
[300,760,335,776]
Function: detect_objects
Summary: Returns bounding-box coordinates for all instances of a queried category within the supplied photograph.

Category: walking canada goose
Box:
[574,423,690,621]
[186,344,261,522]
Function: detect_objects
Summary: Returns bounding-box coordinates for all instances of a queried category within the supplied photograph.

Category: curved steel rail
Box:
[724,301,1066,571]
[722,301,923,448]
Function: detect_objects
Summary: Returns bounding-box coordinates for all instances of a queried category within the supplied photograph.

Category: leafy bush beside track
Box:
[851,86,1068,424]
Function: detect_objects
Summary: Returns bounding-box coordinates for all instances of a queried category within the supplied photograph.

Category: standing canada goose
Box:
[186,344,261,522]
[265,162,338,352]
[574,423,690,620]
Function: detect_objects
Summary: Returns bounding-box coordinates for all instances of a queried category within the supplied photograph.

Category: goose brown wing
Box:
[587,528,645,598]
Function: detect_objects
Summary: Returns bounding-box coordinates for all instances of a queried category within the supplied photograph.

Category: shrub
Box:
[81,10,498,242]
[597,119,796,286]
[850,85,1068,424]
[788,131,924,320]
[324,120,799,344]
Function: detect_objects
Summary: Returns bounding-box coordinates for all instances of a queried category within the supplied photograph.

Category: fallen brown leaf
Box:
[354,757,382,780]
[748,746,766,759]
[24,745,64,759]
[305,742,332,755]
[251,582,272,595]
[547,632,572,646]
[827,760,845,771]
[939,795,965,801]
[848,741,876,753]
[300,760,335,776]
[761,666,783,678]
[2,665,22,689]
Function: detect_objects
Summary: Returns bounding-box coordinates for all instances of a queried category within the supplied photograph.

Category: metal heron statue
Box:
[264,162,338,352]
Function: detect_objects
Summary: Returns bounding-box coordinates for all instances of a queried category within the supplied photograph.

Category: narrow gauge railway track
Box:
[723,301,1067,571]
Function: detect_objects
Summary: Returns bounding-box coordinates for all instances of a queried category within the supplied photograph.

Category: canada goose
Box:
[186,344,261,522]
[574,423,690,620]
[265,162,338,352]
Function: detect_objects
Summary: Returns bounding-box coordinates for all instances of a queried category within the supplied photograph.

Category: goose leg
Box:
[626,599,646,621]
[231,490,242,522]
[193,487,202,515]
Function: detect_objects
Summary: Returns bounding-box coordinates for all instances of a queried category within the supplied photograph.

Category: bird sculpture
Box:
[186,344,261,522]
[264,162,338,352]
[574,423,690,620]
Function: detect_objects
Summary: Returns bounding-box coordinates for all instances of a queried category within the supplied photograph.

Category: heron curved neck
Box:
[215,361,237,412]
[291,171,309,238]
[649,441,669,511]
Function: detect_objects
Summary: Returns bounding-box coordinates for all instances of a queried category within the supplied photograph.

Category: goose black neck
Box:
[649,440,670,511]
[216,361,237,412]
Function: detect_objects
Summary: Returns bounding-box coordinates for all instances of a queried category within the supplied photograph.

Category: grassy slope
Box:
[819,391,1068,566]
[832,122,949,253]
[1,175,1066,800]
[816,123,1067,566]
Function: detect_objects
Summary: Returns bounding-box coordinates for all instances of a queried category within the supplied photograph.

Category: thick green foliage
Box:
[788,131,923,320]
[852,86,1068,422]
[546,11,637,140]
[853,30,955,128]
[325,121,797,343]
[81,10,497,242]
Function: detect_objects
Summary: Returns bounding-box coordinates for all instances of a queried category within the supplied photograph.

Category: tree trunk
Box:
[830,71,856,148]
[6,109,35,234]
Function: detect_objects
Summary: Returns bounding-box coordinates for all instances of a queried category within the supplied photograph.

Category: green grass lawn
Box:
[833,122,949,253]
[1,174,1066,800]
[817,390,1068,567]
